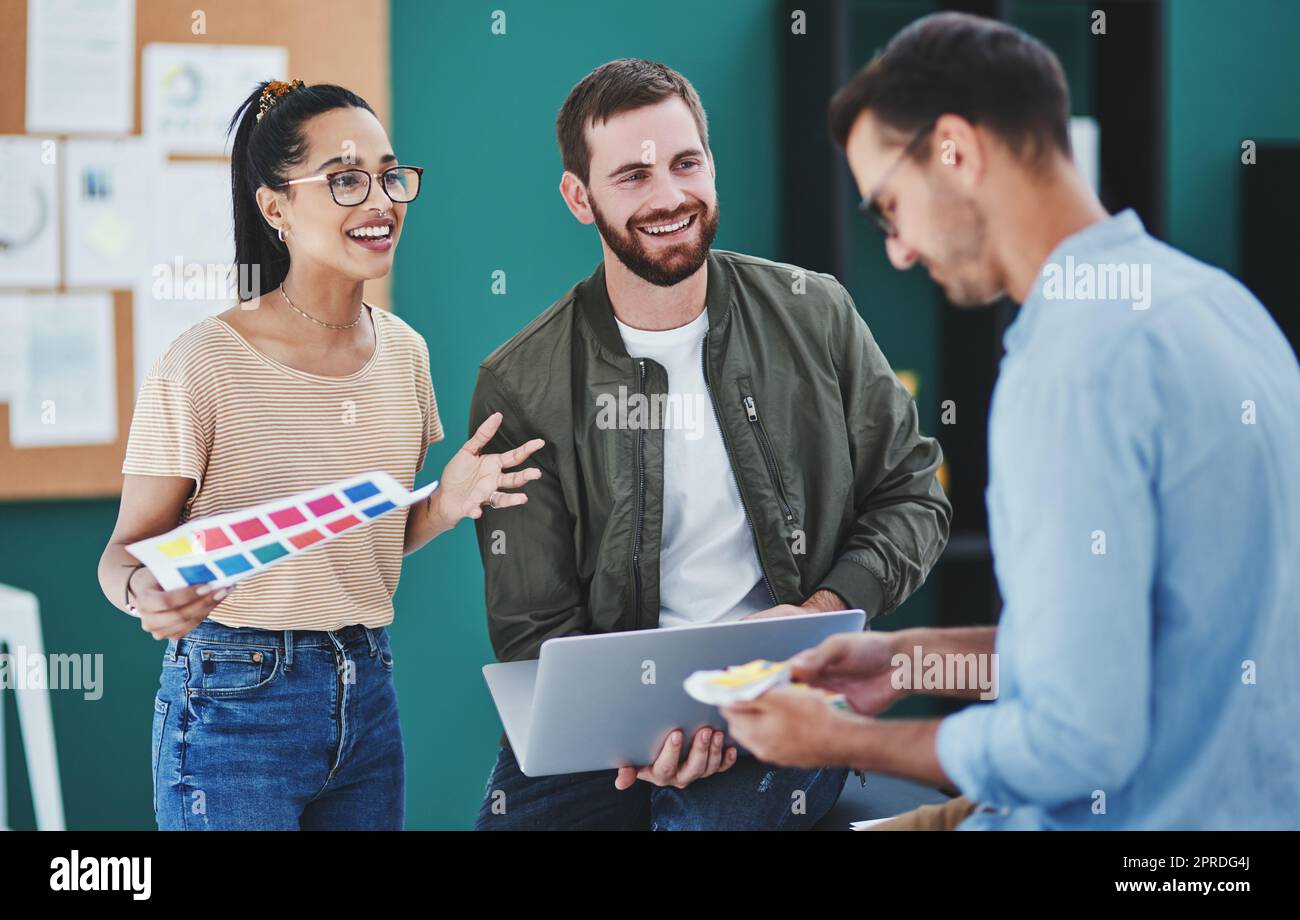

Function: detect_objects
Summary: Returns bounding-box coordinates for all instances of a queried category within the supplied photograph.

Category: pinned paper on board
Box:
[3,293,117,448]
[64,139,163,287]
[133,160,240,392]
[143,43,289,155]
[127,472,438,592]
[0,137,59,288]
[1070,116,1100,194]
[25,0,135,135]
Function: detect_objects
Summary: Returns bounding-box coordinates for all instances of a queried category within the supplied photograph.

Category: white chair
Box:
[0,583,66,830]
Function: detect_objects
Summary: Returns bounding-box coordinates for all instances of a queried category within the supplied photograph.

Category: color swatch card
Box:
[127,472,438,591]
[684,660,792,705]
[684,659,850,709]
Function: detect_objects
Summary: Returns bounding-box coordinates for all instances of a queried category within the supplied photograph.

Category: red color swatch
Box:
[196,527,231,551]
[269,506,307,528]
[231,518,269,541]
[325,515,361,533]
[288,529,327,549]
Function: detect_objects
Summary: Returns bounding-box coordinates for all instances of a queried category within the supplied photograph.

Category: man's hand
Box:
[614,726,737,790]
[741,604,805,621]
[741,588,846,620]
[724,687,951,787]
[787,631,904,716]
[721,685,863,769]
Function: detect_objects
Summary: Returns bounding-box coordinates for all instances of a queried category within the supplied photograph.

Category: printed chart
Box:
[127,471,437,591]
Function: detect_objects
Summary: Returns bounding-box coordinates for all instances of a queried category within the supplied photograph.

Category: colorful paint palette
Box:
[126,471,439,592]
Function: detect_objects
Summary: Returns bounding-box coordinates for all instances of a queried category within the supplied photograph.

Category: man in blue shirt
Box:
[722,12,1300,829]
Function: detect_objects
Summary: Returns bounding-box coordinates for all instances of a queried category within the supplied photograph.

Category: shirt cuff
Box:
[936,703,1001,805]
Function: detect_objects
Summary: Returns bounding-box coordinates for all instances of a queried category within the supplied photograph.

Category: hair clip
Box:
[256,79,305,123]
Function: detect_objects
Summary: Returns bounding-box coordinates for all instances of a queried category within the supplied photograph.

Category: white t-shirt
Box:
[615,308,771,629]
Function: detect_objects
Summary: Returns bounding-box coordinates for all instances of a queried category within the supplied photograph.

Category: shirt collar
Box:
[1003,209,1147,352]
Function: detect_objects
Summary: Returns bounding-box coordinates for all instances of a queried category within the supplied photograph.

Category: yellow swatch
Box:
[706,659,786,688]
[157,535,199,559]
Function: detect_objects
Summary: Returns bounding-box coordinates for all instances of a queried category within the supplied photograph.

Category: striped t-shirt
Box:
[122,304,444,631]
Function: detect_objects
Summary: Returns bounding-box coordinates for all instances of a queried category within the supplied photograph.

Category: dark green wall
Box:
[1165,0,1300,272]
[1,499,158,829]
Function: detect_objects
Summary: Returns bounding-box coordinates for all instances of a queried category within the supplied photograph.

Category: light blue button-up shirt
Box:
[935,210,1300,829]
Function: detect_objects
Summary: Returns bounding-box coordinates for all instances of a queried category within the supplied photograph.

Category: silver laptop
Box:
[482,609,866,777]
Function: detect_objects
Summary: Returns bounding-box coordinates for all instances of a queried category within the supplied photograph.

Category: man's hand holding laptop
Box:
[612,589,852,790]
[613,727,738,791]
[739,589,847,621]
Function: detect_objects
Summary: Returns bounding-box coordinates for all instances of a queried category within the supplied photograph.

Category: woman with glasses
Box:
[97,81,544,830]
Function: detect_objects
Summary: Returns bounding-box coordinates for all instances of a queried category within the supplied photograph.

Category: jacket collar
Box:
[577,250,735,358]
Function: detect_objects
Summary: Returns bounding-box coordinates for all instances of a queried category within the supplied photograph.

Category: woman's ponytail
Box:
[225,81,375,301]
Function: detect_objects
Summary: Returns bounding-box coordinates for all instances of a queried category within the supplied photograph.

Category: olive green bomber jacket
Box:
[469,249,951,662]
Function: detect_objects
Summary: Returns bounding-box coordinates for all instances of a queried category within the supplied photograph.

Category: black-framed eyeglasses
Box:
[275,165,424,206]
[858,122,934,238]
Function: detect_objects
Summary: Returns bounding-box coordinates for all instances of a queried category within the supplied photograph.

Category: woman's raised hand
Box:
[436,412,545,522]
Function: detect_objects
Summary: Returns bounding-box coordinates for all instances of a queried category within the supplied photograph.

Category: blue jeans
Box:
[152,619,404,830]
[475,744,847,830]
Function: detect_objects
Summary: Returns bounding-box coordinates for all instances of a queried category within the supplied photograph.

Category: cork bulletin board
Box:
[0,0,391,499]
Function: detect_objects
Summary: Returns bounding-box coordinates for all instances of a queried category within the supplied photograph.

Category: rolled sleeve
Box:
[937,334,1160,811]
[936,704,999,803]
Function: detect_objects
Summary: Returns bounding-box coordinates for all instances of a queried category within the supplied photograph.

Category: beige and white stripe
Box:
[122,304,443,631]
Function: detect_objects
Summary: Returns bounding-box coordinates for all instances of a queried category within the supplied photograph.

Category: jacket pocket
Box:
[739,385,798,526]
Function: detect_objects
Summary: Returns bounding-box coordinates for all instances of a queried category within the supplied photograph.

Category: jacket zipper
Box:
[631,359,647,626]
[702,334,778,606]
[743,395,796,525]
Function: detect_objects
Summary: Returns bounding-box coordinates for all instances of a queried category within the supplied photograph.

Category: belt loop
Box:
[166,638,178,661]
[283,630,294,670]
[364,626,378,657]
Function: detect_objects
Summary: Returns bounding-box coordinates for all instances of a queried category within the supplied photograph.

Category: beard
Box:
[924,180,1003,307]
[591,196,719,287]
